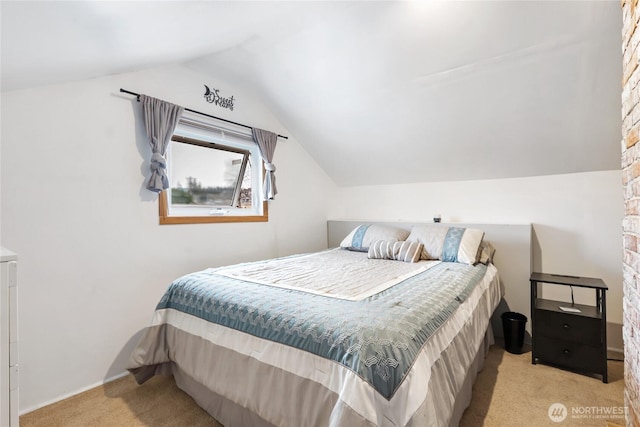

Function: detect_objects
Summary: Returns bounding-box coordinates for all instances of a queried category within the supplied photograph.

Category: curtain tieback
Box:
[150,152,167,171]
[264,162,276,172]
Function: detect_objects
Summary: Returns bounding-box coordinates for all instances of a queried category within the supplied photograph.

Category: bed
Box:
[128,222,532,426]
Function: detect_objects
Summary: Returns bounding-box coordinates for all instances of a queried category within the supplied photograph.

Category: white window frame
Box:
[158,113,268,224]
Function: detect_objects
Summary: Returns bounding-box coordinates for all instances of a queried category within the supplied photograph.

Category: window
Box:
[159,114,267,224]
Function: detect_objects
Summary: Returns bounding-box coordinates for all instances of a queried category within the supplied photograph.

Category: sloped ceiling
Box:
[1,1,622,186]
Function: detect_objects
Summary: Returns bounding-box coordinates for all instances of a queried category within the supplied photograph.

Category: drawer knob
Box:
[563,324,570,329]
[563,349,570,355]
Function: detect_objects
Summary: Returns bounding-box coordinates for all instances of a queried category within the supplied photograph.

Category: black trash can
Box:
[501,312,527,354]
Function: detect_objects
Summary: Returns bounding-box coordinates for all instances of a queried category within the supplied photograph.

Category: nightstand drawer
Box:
[536,336,603,374]
[535,309,601,345]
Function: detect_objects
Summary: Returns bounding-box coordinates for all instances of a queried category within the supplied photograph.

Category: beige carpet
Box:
[20,375,221,427]
[21,345,625,427]
[459,345,625,427]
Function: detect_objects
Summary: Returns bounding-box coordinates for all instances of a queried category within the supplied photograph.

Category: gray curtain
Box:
[140,95,184,193]
[251,128,278,200]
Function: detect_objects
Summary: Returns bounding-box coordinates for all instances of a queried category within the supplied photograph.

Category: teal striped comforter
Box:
[157,252,487,399]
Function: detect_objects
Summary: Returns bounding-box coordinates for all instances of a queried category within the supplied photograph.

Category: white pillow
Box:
[405,225,448,260]
[340,224,410,252]
[406,225,484,265]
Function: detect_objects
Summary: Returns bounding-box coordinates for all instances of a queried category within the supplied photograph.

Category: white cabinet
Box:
[1,248,18,427]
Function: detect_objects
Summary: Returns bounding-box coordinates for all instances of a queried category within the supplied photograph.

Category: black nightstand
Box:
[530,272,608,383]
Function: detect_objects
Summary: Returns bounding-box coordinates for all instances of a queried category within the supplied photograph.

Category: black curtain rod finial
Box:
[118,88,288,140]
[120,88,140,101]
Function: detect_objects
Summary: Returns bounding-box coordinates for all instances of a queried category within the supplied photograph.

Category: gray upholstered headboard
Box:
[327,221,533,336]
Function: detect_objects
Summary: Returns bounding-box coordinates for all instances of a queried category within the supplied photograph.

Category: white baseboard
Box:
[20,371,129,416]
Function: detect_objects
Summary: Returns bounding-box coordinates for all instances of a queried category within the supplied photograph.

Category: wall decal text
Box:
[204,85,235,111]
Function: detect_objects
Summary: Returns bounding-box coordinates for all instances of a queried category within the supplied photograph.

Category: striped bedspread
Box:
[137,249,488,399]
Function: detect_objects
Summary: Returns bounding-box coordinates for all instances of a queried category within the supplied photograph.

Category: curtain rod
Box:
[119,88,288,140]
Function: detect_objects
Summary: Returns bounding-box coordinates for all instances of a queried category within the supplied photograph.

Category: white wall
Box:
[0,62,624,412]
[0,65,336,412]
[329,170,624,326]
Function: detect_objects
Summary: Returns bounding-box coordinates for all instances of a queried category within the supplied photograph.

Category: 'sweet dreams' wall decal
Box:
[204,85,235,111]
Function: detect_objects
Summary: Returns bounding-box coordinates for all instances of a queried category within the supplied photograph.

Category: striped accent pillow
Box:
[368,240,424,263]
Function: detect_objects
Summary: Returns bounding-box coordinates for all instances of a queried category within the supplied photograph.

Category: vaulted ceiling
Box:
[1,1,622,186]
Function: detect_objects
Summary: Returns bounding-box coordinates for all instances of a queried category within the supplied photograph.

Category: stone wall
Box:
[622,1,640,425]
